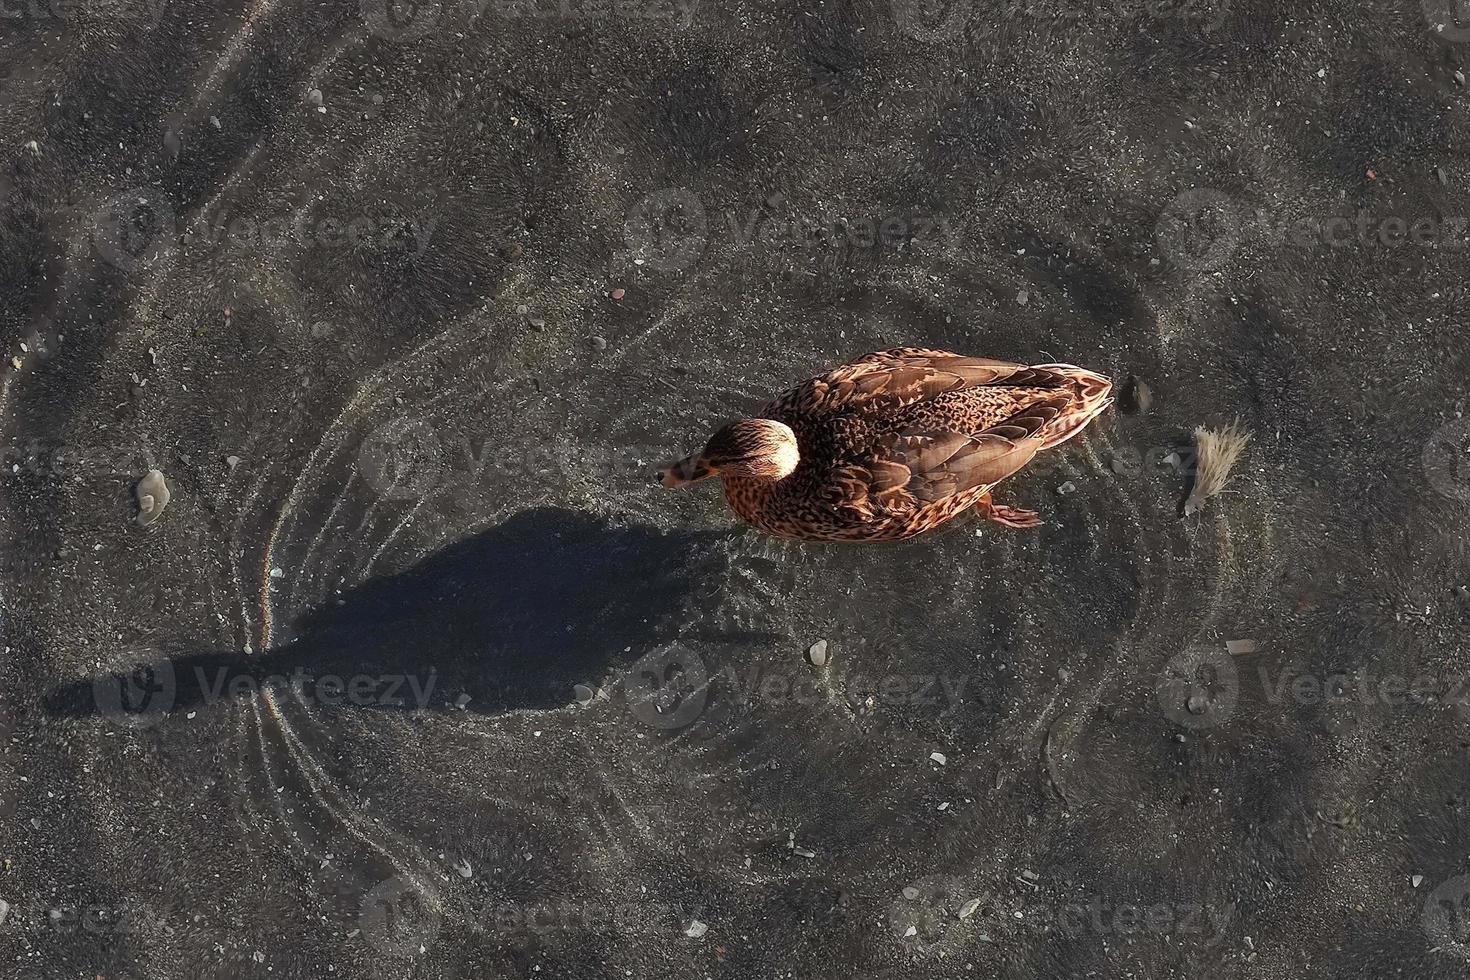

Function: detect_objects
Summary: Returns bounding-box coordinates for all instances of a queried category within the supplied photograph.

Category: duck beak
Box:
[658,455,714,487]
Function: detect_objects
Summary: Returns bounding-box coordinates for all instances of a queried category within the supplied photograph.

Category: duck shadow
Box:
[45,507,737,722]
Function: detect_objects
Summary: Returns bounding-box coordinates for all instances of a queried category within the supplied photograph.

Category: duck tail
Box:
[1029,363,1114,449]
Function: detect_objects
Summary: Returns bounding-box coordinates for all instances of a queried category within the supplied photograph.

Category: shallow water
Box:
[4,1,1470,978]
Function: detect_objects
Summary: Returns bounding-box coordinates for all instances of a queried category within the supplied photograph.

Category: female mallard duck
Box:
[659,347,1112,541]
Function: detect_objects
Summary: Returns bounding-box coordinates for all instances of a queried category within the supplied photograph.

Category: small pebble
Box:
[1016,290,1029,306]
[958,898,981,920]
[591,336,608,351]
[930,751,947,766]
[684,919,708,939]
[573,684,595,704]
[1226,639,1258,655]
[1056,481,1076,495]
[609,287,625,301]
[269,567,284,579]
[225,455,242,472]
[1186,694,1209,715]
[308,88,324,106]
[529,317,545,329]
[806,639,828,667]
[1456,70,1466,86]
[1413,874,1425,888]
[902,886,920,900]
[515,304,529,315]
[904,925,918,937]
[135,469,171,527]
[1122,375,1153,414]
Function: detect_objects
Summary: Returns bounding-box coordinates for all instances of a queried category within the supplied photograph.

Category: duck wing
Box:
[824,390,1071,520]
[767,347,1063,417]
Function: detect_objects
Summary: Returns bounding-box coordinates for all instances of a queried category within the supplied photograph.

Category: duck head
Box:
[659,419,799,487]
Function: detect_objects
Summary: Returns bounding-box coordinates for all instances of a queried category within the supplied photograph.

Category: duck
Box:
[659,347,1112,541]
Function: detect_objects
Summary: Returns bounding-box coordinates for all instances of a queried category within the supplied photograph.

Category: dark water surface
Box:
[3,0,1470,977]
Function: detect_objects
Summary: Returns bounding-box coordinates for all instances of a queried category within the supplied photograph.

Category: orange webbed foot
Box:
[977,494,1043,529]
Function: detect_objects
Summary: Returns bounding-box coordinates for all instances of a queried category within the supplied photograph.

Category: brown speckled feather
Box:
[724,348,1112,541]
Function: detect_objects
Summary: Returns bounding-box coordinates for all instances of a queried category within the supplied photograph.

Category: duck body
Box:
[712,347,1112,541]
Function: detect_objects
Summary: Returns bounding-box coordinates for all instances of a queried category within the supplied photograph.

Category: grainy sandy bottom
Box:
[3,1,1470,977]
